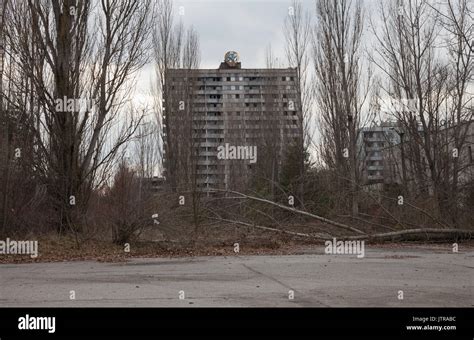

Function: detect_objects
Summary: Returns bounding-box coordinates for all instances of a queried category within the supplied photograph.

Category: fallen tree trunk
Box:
[206,189,473,242]
[338,214,396,231]
[213,217,473,242]
[209,189,367,235]
[210,217,329,239]
[342,228,473,241]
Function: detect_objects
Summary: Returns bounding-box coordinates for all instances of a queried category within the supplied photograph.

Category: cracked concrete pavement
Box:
[0,245,472,307]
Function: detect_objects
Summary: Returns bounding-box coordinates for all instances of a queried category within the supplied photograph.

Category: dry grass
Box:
[2,219,472,264]
[0,227,309,264]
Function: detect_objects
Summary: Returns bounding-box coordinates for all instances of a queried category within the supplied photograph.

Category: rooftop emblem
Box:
[224,51,239,67]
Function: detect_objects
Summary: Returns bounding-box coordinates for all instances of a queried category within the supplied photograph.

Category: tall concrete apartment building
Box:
[381,120,474,191]
[359,119,474,192]
[163,51,302,192]
[358,122,402,185]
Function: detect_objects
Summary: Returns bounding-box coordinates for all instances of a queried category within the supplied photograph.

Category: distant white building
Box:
[358,122,402,185]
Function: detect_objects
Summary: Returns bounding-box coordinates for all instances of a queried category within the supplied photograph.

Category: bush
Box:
[104,162,154,245]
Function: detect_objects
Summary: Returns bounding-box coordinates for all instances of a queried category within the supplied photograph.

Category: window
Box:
[227,77,231,81]
[235,94,240,99]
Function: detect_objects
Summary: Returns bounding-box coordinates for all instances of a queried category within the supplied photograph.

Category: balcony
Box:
[364,136,384,142]
[197,151,217,157]
[195,132,224,138]
[192,116,223,121]
[367,165,384,171]
[367,155,383,161]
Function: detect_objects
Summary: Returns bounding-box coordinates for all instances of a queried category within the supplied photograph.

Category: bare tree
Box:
[153,0,182,191]
[134,119,161,180]
[0,0,9,233]
[284,0,312,206]
[371,0,473,225]
[182,26,200,70]
[3,0,153,233]
[436,0,474,225]
[105,158,155,245]
[313,0,371,216]
[265,44,282,69]
[153,0,202,230]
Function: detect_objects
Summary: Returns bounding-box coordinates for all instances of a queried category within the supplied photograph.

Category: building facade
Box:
[358,122,402,185]
[381,120,474,192]
[163,52,302,193]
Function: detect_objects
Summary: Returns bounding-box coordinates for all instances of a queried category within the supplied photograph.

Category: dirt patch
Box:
[1,226,472,264]
[0,232,309,264]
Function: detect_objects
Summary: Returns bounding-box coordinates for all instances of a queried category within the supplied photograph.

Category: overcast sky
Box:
[171,0,312,69]
[135,0,316,104]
